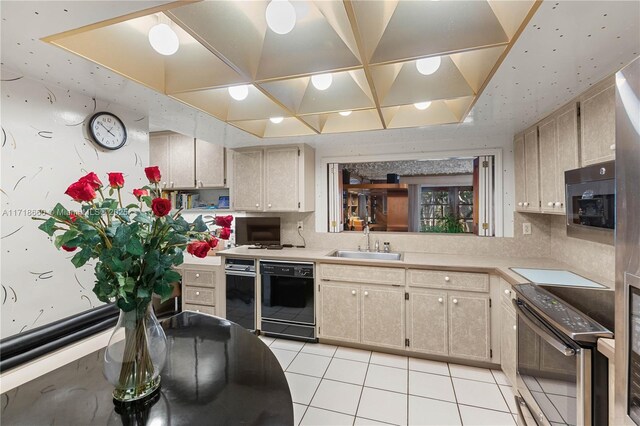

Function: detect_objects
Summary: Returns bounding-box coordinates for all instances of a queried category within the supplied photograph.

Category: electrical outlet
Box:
[297,221,304,231]
[522,223,532,235]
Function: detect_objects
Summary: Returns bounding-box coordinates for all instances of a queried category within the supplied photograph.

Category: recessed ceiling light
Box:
[414,101,432,110]
[270,116,284,124]
[416,56,441,75]
[265,0,296,35]
[339,110,352,116]
[148,23,179,56]
[311,73,333,90]
[228,85,249,101]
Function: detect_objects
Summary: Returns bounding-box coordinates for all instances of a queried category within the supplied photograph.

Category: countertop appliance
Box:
[225,258,256,331]
[260,260,316,342]
[565,161,615,245]
[614,56,640,425]
[235,217,281,246]
[513,283,613,425]
[511,268,607,289]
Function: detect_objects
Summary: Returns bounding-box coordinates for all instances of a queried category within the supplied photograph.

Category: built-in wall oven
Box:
[225,258,256,331]
[513,284,613,425]
[260,260,316,341]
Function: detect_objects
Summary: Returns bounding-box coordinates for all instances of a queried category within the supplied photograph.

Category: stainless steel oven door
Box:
[514,299,590,426]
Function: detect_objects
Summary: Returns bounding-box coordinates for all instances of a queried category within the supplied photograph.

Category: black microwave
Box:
[565,161,615,245]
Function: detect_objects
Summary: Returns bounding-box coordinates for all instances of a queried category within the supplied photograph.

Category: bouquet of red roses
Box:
[34,166,226,312]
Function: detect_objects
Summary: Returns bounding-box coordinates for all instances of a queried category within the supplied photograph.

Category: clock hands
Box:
[97,121,116,137]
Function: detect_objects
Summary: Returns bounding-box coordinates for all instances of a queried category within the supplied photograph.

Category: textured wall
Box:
[341,159,474,181]
[1,75,149,338]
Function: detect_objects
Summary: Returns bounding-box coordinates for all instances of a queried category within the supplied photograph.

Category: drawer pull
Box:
[547,202,554,207]
[195,291,200,296]
[195,273,200,278]
[504,289,510,295]
[452,298,458,304]
[555,202,563,207]
[523,202,529,207]
[513,325,517,331]
[351,290,356,295]
[438,297,443,303]
[364,291,369,296]
[444,276,450,282]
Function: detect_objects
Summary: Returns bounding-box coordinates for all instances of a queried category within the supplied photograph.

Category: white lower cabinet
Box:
[318,282,361,343]
[501,300,517,386]
[406,288,448,356]
[361,286,405,349]
[448,293,491,361]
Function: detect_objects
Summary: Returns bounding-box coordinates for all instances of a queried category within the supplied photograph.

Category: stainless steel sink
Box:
[329,250,403,261]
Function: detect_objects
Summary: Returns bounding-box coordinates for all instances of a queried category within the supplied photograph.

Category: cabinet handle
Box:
[198,180,203,187]
[504,289,510,295]
[452,298,458,304]
[364,291,369,296]
[547,202,554,207]
[196,309,200,313]
[195,291,200,296]
[268,204,272,208]
[555,202,563,207]
[162,182,167,188]
[351,290,356,295]
[610,144,616,151]
[517,202,523,207]
[255,203,259,208]
[444,276,450,282]
[195,273,200,278]
[513,325,517,331]
[170,182,174,188]
[523,202,529,207]
[438,297,443,303]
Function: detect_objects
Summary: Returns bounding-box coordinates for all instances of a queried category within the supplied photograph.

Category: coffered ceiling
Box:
[42,0,539,138]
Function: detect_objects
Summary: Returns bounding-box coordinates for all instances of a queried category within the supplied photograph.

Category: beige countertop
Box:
[218,246,613,289]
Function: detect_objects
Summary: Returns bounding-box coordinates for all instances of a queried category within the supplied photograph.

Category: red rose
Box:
[219,227,231,240]
[208,237,219,249]
[151,198,171,217]
[108,172,124,189]
[79,172,102,189]
[133,188,148,200]
[214,215,233,228]
[187,240,210,258]
[61,245,77,252]
[69,212,78,222]
[144,166,161,183]
[65,180,96,202]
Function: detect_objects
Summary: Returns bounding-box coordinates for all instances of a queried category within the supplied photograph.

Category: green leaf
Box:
[113,225,131,246]
[109,188,114,196]
[154,282,174,302]
[71,248,92,268]
[50,203,70,221]
[133,212,153,225]
[38,217,58,236]
[117,297,136,312]
[126,237,144,256]
[164,269,182,283]
[141,196,153,208]
[123,276,135,293]
[192,215,208,232]
[137,287,151,299]
[125,203,139,210]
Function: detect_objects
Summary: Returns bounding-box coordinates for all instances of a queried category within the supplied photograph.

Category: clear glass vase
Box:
[103,302,167,402]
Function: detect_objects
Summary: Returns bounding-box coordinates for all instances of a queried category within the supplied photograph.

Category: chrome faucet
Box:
[363,224,371,252]
[374,239,380,252]
[383,242,390,253]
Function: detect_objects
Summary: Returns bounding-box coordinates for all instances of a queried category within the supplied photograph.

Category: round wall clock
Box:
[88,112,127,150]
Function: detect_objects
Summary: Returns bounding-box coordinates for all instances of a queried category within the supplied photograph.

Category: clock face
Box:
[89,112,127,150]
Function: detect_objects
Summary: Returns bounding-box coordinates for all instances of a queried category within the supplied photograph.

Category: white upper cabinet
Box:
[579,76,616,166]
[231,144,315,212]
[169,133,195,189]
[514,126,540,212]
[195,138,225,188]
[149,133,170,187]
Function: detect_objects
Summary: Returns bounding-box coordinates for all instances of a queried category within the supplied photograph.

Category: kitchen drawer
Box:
[183,269,216,288]
[184,286,216,306]
[319,263,404,286]
[183,304,216,316]
[407,269,489,292]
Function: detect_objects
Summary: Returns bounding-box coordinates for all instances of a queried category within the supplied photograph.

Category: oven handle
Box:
[513,299,576,357]
[225,271,256,278]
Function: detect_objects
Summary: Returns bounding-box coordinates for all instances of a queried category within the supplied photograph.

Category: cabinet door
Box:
[554,103,579,212]
[318,283,360,343]
[361,286,405,349]
[448,293,491,361]
[195,139,225,188]
[149,134,170,189]
[406,289,448,356]
[513,134,526,212]
[265,146,299,211]
[232,149,264,211]
[523,127,540,211]
[538,117,558,213]
[168,134,195,188]
[580,81,616,166]
[500,302,517,387]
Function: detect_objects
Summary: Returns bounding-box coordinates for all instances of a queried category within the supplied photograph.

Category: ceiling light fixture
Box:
[148,23,179,56]
[270,116,284,124]
[311,73,333,91]
[414,101,432,110]
[416,56,441,75]
[339,111,352,117]
[228,85,249,101]
[265,0,297,35]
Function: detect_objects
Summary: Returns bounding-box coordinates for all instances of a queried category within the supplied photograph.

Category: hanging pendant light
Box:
[311,73,333,91]
[265,0,297,35]
[414,101,432,110]
[416,56,441,75]
[148,23,179,56]
[228,85,249,101]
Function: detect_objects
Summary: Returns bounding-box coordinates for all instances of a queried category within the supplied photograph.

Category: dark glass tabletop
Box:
[1,312,294,425]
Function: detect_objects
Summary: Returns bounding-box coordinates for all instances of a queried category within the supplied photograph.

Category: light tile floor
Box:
[259,336,519,426]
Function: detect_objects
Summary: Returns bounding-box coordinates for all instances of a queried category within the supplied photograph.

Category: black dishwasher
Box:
[225,258,256,331]
[260,261,316,341]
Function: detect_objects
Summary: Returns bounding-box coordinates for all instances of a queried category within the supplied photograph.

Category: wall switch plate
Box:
[297,221,304,231]
[522,223,532,235]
